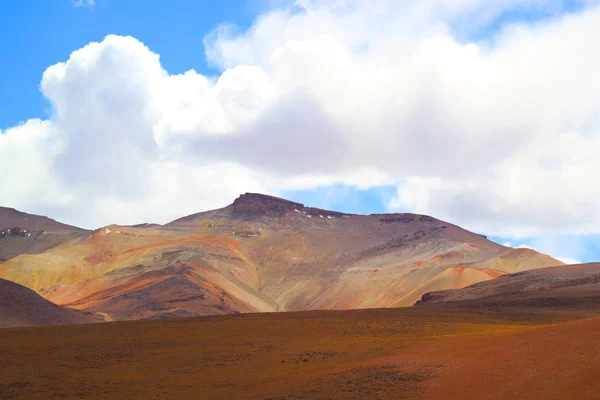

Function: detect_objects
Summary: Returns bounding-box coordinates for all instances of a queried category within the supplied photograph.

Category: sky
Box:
[1,0,599,264]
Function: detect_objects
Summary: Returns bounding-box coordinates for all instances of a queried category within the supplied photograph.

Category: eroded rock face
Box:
[234,231,261,237]
[1,227,32,238]
[233,193,304,215]
[232,193,350,218]
[379,216,415,223]
[303,207,347,218]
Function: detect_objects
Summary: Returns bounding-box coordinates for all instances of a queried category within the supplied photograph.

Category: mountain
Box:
[0,193,562,321]
[417,263,600,306]
[0,278,101,328]
[0,206,84,231]
[0,206,90,262]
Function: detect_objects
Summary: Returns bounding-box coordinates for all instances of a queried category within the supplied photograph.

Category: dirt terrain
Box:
[389,316,600,399]
[1,247,597,398]
[0,304,597,399]
[0,193,562,321]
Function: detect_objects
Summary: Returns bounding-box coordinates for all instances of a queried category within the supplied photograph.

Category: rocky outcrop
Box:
[5,227,31,237]
[232,193,350,218]
[303,207,347,218]
[379,215,415,223]
[131,223,161,229]
[233,193,304,215]
[234,231,261,237]
[375,214,437,223]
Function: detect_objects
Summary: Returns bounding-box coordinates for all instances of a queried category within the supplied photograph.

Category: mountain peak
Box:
[231,193,351,218]
[232,193,305,215]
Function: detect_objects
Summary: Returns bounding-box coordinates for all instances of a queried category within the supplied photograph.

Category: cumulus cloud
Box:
[1,36,270,228]
[1,0,600,235]
[0,120,72,211]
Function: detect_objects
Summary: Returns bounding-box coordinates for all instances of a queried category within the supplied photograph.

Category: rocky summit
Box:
[233,193,305,215]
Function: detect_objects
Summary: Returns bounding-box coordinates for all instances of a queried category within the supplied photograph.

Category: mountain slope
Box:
[0,206,83,231]
[417,263,600,306]
[0,206,89,262]
[0,193,563,321]
[57,263,272,320]
[0,278,101,328]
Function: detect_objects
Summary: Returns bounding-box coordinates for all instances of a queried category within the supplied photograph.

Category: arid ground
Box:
[1,197,598,399]
[1,303,598,400]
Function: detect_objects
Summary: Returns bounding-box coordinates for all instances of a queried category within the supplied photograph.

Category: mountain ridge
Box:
[0,193,563,324]
[0,206,90,262]
[0,206,87,232]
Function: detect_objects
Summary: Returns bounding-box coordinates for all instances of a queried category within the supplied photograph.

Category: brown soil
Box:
[0,305,597,399]
[384,316,600,399]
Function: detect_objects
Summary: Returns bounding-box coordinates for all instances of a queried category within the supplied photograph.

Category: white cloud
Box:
[72,0,95,8]
[555,257,582,265]
[0,120,72,212]
[1,1,600,235]
[1,35,271,228]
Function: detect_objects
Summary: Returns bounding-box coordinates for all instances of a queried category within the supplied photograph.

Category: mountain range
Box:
[0,193,569,326]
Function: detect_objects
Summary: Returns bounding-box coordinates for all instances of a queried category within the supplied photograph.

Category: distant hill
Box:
[0,206,90,262]
[417,263,600,307]
[0,278,101,328]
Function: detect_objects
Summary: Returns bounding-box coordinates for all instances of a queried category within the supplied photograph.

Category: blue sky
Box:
[1,0,599,264]
[282,184,396,214]
[1,0,398,215]
[2,0,589,129]
[0,0,257,128]
[466,0,590,41]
